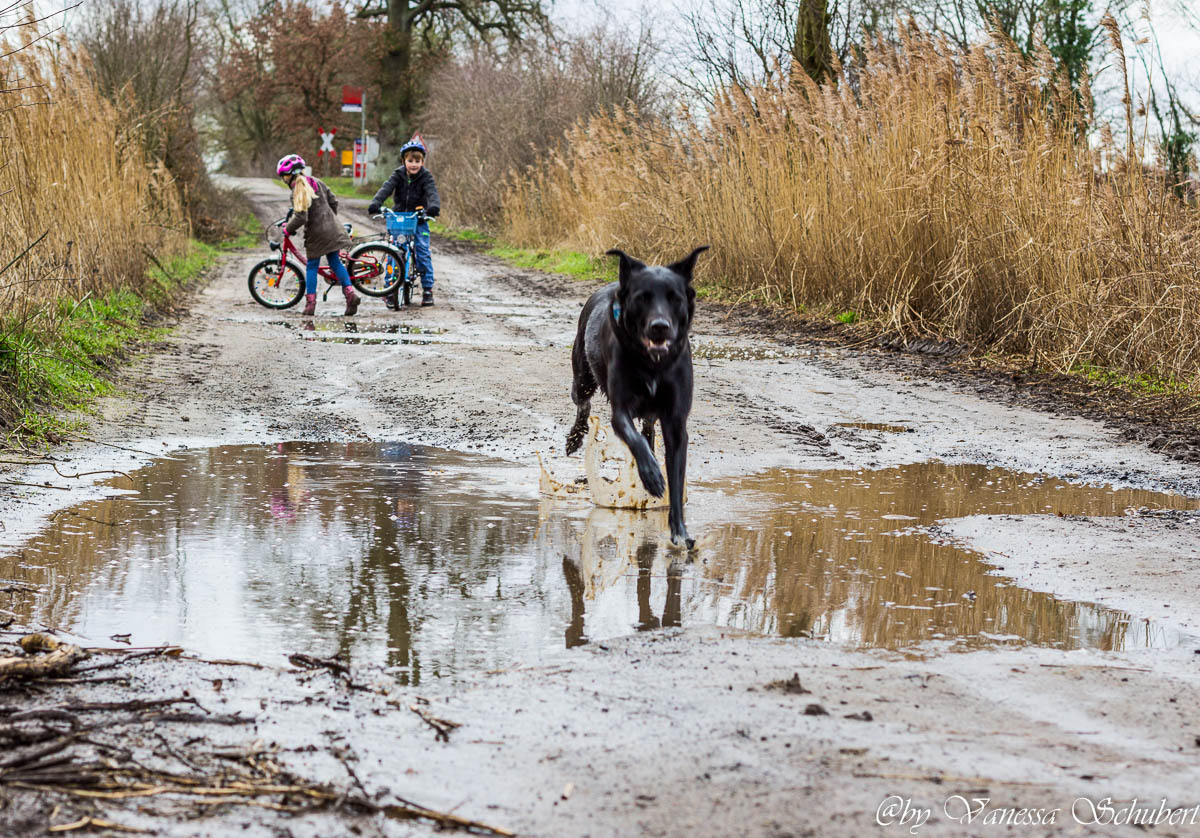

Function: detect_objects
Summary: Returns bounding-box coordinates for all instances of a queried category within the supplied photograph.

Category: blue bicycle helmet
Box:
[399,136,426,158]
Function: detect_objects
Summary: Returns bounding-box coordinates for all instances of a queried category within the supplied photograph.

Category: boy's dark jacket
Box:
[371,167,440,216]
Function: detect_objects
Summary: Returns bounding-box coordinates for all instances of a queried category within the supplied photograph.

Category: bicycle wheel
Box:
[401,250,415,307]
[248,258,305,309]
[348,243,403,297]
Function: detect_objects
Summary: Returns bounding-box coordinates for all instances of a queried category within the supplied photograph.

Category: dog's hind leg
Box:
[566,399,591,455]
[641,418,655,452]
[567,344,596,455]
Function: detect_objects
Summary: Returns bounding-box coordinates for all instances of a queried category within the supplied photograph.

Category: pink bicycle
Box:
[247,217,403,309]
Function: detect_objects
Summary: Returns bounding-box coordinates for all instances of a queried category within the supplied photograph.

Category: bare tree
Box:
[673,0,903,96]
[355,0,552,144]
[75,0,237,237]
[421,23,665,227]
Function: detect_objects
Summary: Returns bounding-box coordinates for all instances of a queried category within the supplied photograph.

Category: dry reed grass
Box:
[0,27,186,326]
[502,27,1200,396]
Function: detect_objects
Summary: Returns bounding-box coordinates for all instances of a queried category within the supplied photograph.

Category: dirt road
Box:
[2,178,1200,836]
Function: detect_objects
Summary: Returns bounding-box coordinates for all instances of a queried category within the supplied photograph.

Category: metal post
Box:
[358,91,367,186]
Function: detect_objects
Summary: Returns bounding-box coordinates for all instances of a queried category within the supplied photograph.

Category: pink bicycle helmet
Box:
[276,154,306,177]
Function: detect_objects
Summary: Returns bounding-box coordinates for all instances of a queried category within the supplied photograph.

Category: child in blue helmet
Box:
[368,136,441,307]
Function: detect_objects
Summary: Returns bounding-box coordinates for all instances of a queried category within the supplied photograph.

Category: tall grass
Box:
[502,28,1200,397]
[0,24,187,431]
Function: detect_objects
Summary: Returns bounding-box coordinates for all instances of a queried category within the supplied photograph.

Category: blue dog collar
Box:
[612,301,621,321]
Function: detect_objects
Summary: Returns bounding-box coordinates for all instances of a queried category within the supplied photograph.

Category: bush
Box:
[501,28,1200,396]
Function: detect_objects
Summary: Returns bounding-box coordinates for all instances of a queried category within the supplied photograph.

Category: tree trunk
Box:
[380,0,417,148]
[792,0,834,86]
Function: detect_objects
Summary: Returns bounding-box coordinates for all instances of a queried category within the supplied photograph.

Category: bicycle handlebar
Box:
[370,208,427,220]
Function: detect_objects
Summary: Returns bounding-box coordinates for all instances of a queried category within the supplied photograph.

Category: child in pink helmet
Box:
[276,154,359,317]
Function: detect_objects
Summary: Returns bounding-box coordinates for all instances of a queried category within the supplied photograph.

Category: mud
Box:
[2,177,1200,836]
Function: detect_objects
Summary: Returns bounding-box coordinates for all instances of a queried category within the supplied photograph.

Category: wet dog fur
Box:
[566,246,709,548]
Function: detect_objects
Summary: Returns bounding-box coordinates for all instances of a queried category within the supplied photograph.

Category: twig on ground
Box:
[48,816,152,834]
[61,434,159,457]
[46,463,134,481]
[55,696,203,714]
[288,652,351,677]
[0,479,72,490]
[1038,663,1153,672]
[409,703,462,742]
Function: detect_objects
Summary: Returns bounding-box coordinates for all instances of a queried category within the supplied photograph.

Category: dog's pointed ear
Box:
[606,249,644,290]
[667,246,710,283]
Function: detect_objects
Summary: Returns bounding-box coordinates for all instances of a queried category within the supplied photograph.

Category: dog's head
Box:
[606,246,709,363]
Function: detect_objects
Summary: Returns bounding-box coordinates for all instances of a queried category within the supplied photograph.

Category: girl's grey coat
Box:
[284,178,351,261]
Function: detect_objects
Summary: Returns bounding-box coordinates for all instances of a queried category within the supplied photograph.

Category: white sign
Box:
[318,131,335,154]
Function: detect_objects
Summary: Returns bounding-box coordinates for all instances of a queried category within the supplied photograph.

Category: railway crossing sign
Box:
[317,128,336,156]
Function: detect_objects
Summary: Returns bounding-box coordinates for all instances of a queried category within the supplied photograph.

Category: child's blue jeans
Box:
[306,251,351,295]
[413,223,434,290]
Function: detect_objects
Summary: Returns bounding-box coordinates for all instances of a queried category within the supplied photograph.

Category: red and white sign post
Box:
[342,86,366,186]
[316,127,336,175]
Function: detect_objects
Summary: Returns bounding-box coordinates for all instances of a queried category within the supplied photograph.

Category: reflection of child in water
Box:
[394,496,417,530]
[380,442,422,530]
[269,491,297,521]
[267,446,311,521]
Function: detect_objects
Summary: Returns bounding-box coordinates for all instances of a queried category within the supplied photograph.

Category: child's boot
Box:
[302,294,317,316]
[342,285,360,316]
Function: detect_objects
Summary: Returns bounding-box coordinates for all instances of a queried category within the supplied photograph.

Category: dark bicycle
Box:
[360,208,425,309]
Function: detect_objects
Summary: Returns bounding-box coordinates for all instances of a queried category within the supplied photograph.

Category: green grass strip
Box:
[0,218,254,446]
[429,220,615,283]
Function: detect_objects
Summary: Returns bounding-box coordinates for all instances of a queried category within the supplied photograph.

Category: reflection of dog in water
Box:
[559,507,682,648]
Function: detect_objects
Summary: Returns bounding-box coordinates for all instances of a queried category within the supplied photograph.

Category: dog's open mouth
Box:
[643,337,671,357]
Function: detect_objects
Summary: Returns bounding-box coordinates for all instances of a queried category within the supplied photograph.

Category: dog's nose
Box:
[647,318,672,341]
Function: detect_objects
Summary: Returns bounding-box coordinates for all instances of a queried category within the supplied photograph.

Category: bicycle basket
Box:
[385,212,419,237]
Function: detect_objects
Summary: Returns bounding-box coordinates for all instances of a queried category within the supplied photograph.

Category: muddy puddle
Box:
[692,339,802,361]
[2,444,1195,682]
[266,320,447,346]
[830,421,913,433]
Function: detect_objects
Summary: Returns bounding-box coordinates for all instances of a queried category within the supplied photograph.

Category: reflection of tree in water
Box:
[0,442,550,681]
[257,442,548,684]
[700,464,1193,650]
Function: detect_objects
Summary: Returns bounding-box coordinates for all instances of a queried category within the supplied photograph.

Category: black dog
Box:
[566,246,709,548]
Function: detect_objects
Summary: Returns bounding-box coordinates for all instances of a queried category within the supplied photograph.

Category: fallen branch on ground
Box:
[0,643,88,685]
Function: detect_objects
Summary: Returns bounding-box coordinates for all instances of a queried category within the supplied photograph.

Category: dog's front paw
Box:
[638,461,666,497]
